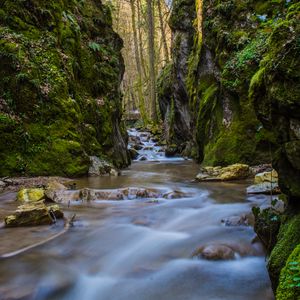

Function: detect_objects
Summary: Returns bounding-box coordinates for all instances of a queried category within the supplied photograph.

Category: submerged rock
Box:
[4,202,63,227]
[221,215,249,227]
[194,245,235,260]
[17,188,45,203]
[195,164,250,181]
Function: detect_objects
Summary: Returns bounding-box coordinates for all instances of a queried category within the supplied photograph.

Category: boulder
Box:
[128,148,139,160]
[79,187,161,201]
[247,182,281,195]
[88,156,119,177]
[254,170,278,184]
[221,215,249,226]
[17,188,45,203]
[4,202,63,227]
[44,181,67,202]
[165,145,178,157]
[194,244,235,260]
[196,164,250,181]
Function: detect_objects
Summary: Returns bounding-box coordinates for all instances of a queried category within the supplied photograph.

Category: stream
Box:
[0,129,274,300]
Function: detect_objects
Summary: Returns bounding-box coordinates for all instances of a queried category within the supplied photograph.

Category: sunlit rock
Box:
[195,164,250,181]
[4,202,63,227]
[17,188,45,203]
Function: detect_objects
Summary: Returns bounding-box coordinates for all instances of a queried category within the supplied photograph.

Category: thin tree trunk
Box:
[157,0,169,63]
[146,0,157,122]
[129,0,147,121]
[137,0,147,79]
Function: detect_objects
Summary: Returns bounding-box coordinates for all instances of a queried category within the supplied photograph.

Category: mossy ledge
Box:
[0,0,130,177]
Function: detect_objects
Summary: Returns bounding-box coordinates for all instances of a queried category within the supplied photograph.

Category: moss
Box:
[268,213,300,290]
[276,244,300,300]
[0,0,129,176]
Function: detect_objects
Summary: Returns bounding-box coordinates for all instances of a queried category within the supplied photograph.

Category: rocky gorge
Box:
[0,0,299,299]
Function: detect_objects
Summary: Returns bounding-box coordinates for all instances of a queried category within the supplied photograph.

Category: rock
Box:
[88,156,118,176]
[78,187,161,201]
[253,207,281,253]
[247,182,281,195]
[132,144,143,151]
[0,180,6,188]
[128,148,139,160]
[194,244,235,260]
[195,164,250,182]
[109,168,120,176]
[17,188,45,203]
[4,202,63,227]
[44,181,67,203]
[139,156,148,161]
[165,145,178,157]
[254,170,278,184]
[250,164,273,176]
[162,190,190,199]
[143,146,154,151]
[221,215,249,226]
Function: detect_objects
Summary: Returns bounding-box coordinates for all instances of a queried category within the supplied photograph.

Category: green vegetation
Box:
[0,0,129,176]
[276,241,300,299]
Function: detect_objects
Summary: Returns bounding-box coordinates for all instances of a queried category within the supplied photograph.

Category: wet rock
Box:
[254,170,278,184]
[165,145,178,157]
[88,156,119,177]
[4,202,63,227]
[44,181,67,203]
[247,169,281,195]
[250,164,273,176]
[132,143,143,151]
[194,244,235,260]
[128,148,139,160]
[143,146,154,151]
[195,164,250,181]
[247,182,281,195]
[139,156,148,161]
[17,188,45,203]
[162,190,190,199]
[253,207,281,252]
[221,215,249,226]
[78,187,160,201]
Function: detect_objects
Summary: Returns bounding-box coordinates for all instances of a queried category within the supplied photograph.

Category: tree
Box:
[146,0,157,122]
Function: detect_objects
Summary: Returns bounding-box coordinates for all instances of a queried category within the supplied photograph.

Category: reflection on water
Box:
[0,160,274,300]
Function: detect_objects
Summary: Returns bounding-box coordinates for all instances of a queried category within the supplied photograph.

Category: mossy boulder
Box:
[17,188,45,203]
[196,163,250,181]
[4,202,63,227]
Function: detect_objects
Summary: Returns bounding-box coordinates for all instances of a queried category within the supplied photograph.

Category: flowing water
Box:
[0,130,274,300]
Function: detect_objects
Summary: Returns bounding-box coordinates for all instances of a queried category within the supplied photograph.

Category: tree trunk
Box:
[157,0,169,63]
[146,0,157,122]
[129,0,147,121]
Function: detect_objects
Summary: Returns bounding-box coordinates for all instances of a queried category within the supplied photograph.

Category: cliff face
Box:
[158,0,196,154]
[0,0,129,177]
[159,0,298,165]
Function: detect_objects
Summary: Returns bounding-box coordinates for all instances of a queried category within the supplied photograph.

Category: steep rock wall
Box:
[0,0,130,177]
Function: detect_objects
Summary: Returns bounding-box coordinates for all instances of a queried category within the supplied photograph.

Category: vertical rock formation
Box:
[0,0,129,176]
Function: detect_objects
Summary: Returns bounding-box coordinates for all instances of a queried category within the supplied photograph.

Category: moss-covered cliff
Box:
[0,0,129,177]
[158,0,298,166]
